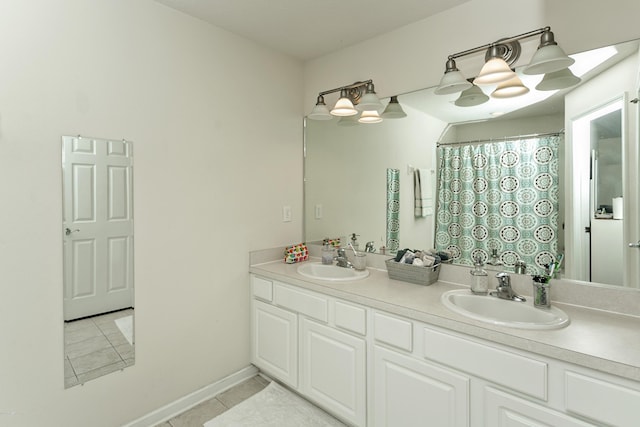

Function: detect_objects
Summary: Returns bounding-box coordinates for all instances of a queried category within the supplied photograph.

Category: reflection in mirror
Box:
[62,136,134,388]
[571,100,624,286]
[304,38,640,289]
[434,134,561,276]
[304,109,442,251]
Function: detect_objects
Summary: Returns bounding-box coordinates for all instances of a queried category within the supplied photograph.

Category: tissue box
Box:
[284,243,309,264]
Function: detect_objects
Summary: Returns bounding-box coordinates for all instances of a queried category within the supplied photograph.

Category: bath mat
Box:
[115,315,133,345]
[203,381,346,427]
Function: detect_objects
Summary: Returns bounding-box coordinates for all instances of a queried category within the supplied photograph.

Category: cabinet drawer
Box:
[274,283,328,322]
[423,327,547,400]
[485,386,592,427]
[565,371,640,427]
[251,276,273,301]
[334,301,366,336]
[374,312,413,351]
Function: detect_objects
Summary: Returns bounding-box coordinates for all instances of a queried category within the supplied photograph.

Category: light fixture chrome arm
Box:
[446,27,550,61]
[317,79,373,97]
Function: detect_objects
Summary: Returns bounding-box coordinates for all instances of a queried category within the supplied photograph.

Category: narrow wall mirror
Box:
[62,135,134,388]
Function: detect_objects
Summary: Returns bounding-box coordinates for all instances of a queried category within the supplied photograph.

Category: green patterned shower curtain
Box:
[435,136,560,275]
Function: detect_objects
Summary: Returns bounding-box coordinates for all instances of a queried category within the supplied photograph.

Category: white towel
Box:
[414,168,433,217]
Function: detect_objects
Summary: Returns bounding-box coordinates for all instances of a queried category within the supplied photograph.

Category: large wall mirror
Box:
[304,37,640,289]
[62,135,134,388]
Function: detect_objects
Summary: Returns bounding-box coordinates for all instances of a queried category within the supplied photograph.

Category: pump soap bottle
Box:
[321,240,334,265]
[350,233,360,250]
[470,256,488,295]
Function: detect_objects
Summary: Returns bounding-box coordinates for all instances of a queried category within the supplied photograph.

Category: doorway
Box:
[570,99,626,285]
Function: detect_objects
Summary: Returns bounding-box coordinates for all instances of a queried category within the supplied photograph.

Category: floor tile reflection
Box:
[64,308,134,388]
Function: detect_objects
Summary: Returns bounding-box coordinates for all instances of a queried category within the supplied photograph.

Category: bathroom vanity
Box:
[249,251,640,427]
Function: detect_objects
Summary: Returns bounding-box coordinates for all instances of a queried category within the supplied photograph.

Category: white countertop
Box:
[250,258,640,382]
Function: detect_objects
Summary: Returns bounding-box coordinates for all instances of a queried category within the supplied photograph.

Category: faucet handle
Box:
[495,272,511,287]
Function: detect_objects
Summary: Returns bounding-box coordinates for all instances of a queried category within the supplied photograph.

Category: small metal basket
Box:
[385,259,441,286]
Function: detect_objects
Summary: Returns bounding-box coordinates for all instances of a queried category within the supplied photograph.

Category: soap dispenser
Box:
[470,256,488,295]
[350,233,360,250]
[321,241,334,265]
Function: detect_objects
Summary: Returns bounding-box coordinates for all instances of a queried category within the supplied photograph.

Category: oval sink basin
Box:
[297,262,369,282]
[441,289,570,330]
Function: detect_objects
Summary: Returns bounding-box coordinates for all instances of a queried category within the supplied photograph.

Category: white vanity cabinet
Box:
[372,313,640,427]
[250,272,640,427]
[250,275,367,426]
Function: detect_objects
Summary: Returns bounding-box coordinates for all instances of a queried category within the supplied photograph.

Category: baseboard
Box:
[122,365,259,427]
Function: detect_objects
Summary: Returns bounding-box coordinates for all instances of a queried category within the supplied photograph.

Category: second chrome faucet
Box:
[490,272,526,302]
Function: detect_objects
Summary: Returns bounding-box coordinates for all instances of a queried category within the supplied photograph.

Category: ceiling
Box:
[154,0,470,60]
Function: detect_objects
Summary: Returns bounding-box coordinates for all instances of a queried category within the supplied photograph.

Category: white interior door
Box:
[63,136,134,321]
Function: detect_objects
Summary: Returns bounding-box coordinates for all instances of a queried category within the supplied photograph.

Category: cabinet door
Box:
[484,387,594,427]
[252,299,298,388]
[300,317,366,427]
[373,345,469,427]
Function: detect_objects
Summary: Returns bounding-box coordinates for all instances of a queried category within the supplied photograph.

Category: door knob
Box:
[65,228,80,236]
[629,241,640,248]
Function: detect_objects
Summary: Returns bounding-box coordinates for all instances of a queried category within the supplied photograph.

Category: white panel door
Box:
[373,345,469,427]
[252,300,298,388]
[300,317,366,427]
[63,136,133,320]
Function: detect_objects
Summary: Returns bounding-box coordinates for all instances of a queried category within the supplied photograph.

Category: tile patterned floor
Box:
[155,376,270,427]
[64,308,135,388]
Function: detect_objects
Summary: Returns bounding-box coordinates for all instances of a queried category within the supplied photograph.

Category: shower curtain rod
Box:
[437,131,564,147]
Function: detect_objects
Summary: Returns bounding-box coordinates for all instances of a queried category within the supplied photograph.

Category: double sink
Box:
[296,262,569,330]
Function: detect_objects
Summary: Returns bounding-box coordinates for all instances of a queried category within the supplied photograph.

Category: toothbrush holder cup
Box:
[352,252,367,271]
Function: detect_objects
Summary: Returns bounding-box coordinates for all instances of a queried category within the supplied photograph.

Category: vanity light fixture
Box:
[331,88,358,116]
[454,82,490,107]
[491,75,530,98]
[356,82,383,111]
[381,96,408,118]
[434,58,473,95]
[474,44,518,85]
[308,95,333,120]
[358,110,383,123]
[435,27,575,100]
[523,29,575,75]
[308,79,401,124]
[535,67,581,91]
[337,115,360,127]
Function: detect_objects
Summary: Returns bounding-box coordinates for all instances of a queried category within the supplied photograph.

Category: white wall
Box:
[0,1,302,426]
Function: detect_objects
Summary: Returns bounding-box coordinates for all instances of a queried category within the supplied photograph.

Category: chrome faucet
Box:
[365,241,376,253]
[334,249,353,268]
[490,272,526,302]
